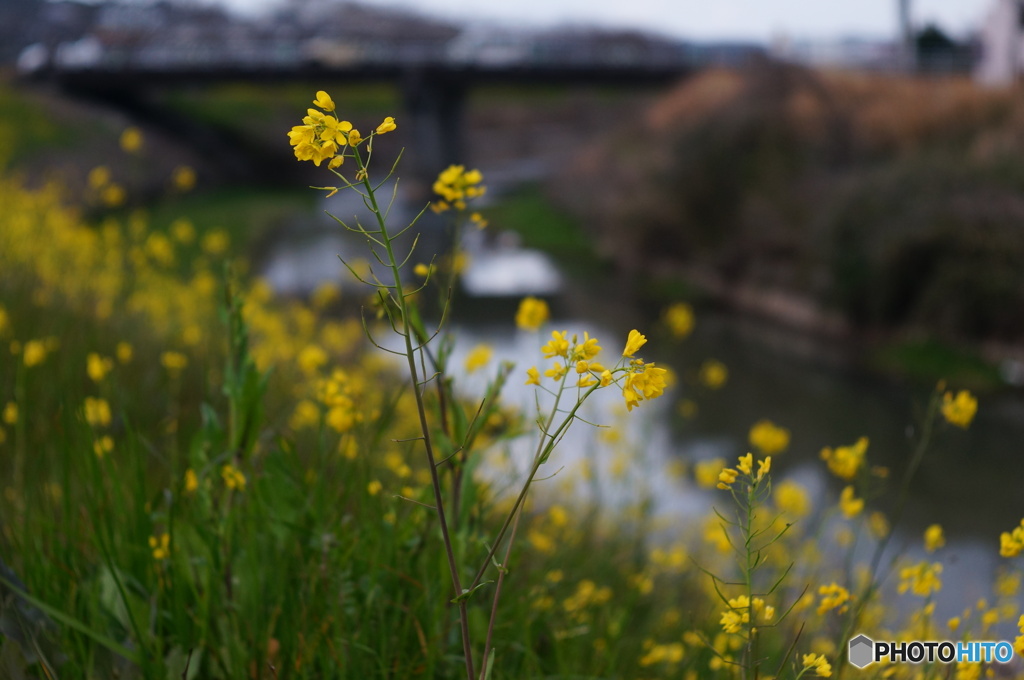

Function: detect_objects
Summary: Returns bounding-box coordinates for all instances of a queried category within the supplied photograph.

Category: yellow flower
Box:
[414,263,433,278]
[622,363,668,411]
[898,561,943,597]
[941,390,977,428]
[2,402,16,425]
[184,468,199,494]
[88,165,110,189]
[161,351,188,377]
[87,353,114,383]
[120,127,143,153]
[541,330,570,358]
[313,90,336,112]
[802,653,832,677]
[817,583,852,615]
[172,165,196,192]
[839,485,863,518]
[464,344,492,373]
[23,339,46,367]
[736,453,753,475]
[998,518,1024,557]
[432,164,486,210]
[93,436,114,458]
[774,479,810,516]
[756,456,771,482]
[544,361,567,382]
[573,332,601,361]
[820,436,868,480]
[201,229,230,255]
[695,458,726,488]
[101,183,126,207]
[924,524,945,552]
[149,533,170,560]
[221,464,246,491]
[346,128,363,146]
[716,467,738,490]
[515,296,549,332]
[84,397,112,428]
[116,342,133,364]
[622,329,647,357]
[698,359,728,389]
[664,302,694,338]
[748,419,790,455]
[367,480,382,496]
[525,366,541,385]
[375,116,397,134]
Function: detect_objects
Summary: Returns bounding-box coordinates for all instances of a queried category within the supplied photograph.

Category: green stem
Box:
[355,148,476,680]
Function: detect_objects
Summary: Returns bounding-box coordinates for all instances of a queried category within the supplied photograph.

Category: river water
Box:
[259,177,1024,628]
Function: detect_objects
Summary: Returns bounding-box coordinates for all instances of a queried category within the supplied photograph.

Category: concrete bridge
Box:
[26,58,700,185]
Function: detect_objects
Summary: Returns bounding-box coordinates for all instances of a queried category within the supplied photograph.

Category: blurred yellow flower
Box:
[120,127,143,153]
[748,419,790,455]
[698,359,728,389]
[775,479,810,517]
[161,351,188,377]
[941,390,977,428]
[172,166,196,192]
[93,436,114,458]
[802,653,832,677]
[87,353,114,383]
[839,485,863,518]
[515,296,549,332]
[221,464,246,491]
[116,342,133,364]
[88,165,111,189]
[820,436,868,480]
[525,366,540,385]
[149,533,170,560]
[184,468,198,493]
[201,229,230,255]
[924,524,945,552]
[2,402,17,425]
[84,397,111,427]
[464,344,492,374]
[898,561,943,597]
[23,339,46,367]
[817,583,851,615]
[663,302,694,338]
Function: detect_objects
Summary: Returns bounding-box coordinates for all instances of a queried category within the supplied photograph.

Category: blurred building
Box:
[975,0,1024,85]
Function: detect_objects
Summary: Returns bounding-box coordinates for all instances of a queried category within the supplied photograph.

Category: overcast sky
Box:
[226,0,993,42]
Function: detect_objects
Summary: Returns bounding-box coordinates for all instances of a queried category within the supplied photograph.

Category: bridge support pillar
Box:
[401,69,467,202]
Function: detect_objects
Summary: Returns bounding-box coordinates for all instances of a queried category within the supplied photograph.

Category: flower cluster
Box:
[1000,518,1024,557]
[431,164,486,213]
[287,90,395,167]
[716,452,771,491]
[941,389,977,428]
[898,561,943,597]
[719,594,774,634]
[748,418,790,455]
[801,653,832,677]
[819,436,868,480]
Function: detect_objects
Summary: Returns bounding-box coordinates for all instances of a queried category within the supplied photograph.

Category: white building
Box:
[975,0,1024,86]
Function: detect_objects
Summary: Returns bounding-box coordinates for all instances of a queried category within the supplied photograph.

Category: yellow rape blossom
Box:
[376,116,397,134]
[184,469,198,494]
[161,351,188,377]
[999,518,1024,557]
[817,583,852,615]
[525,366,540,385]
[622,363,667,411]
[172,165,196,192]
[924,524,945,552]
[544,361,567,382]
[541,330,570,358]
[464,344,492,373]
[820,436,868,480]
[2,402,16,425]
[23,339,46,367]
[695,458,726,488]
[748,419,790,455]
[802,653,832,677]
[775,479,810,517]
[87,352,114,382]
[431,164,486,211]
[663,302,694,338]
[622,329,647,357]
[941,390,977,428]
[698,359,728,388]
[898,561,943,597]
[93,436,114,458]
[149,533,170,560]
[839,485,864,518]
[116,342,133,364]
[120,127,143,153]
[84,397,112,428]
[221,464,246,491]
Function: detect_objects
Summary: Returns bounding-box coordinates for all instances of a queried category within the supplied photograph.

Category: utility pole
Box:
[898,0,916,72]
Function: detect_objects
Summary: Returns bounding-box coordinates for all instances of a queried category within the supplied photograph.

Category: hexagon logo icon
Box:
[848,634,874,669]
